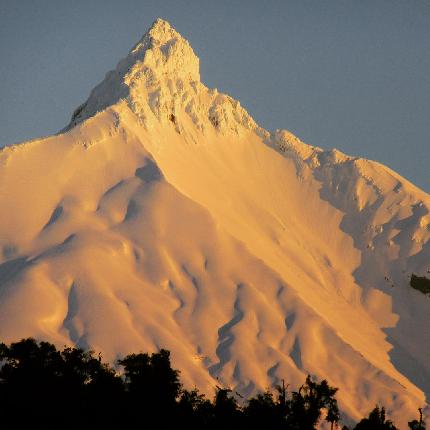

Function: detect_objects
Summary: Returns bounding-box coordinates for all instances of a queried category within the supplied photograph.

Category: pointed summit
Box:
[143,18,176,42]
[128,18,200,83]
[132,18,182,52]
[64,18,262,137]
[66,18,200,129]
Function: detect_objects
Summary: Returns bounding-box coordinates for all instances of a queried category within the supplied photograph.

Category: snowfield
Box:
[0,19,429,427]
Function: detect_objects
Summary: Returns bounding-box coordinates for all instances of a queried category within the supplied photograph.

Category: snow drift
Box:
[0,19,429,426]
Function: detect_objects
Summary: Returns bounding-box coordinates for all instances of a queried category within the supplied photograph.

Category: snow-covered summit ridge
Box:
[64,19,264,137]
[65,19,197,127]
[129,18,200,83]
[63,19,268,137]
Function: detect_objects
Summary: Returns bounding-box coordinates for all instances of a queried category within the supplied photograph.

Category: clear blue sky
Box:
[0,0,429,192]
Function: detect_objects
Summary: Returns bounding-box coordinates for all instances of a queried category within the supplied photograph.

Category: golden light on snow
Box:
[0,19,429,427]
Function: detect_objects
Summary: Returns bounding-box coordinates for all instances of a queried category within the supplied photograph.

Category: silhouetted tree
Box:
[213,387,244,428]
[354,406,398,430]
[244,390,283,429]
[118,349,182,426]
[0,338,124,428]
[409,408,426,430]
[178,388,215,428]
[286,375,340,430]
[1,338,422,429]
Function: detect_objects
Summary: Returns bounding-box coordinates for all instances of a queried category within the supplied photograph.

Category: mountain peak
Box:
[136,18,178,48]
[3,15,430,430]
[128,18,200,83]
[66,18,200,129]
[64,18,265,138]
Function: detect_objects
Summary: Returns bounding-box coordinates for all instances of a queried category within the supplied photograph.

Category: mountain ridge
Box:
[0,19,429,427]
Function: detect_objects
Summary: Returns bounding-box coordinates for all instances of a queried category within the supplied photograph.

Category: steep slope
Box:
[0,19,429,426]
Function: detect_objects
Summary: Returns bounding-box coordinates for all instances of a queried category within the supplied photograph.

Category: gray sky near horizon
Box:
[0,0,429,192]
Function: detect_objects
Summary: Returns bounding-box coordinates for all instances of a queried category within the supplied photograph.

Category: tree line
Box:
[0,338,425,429]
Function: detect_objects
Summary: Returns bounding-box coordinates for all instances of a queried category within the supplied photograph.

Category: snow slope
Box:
[1,19,429,426]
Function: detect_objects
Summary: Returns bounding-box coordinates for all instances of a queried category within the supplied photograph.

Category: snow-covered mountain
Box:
[1,19,429,426]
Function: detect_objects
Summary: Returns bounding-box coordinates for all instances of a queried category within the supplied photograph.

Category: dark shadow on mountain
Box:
[31,234,76,263]
[100,179,126,198]
[290,338,302,370]
[62,282,90,350]
[0,256,31,289]
[385,333,430,397]
[311,161,430,402]
[209,284,244,378]
[124,199,139,222]
[135,159,162,183]
[42,205,63,230]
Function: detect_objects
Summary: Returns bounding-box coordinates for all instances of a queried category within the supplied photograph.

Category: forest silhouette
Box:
[0,338,425,429]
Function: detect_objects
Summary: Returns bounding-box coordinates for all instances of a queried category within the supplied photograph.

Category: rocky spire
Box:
[65,19,200,130]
